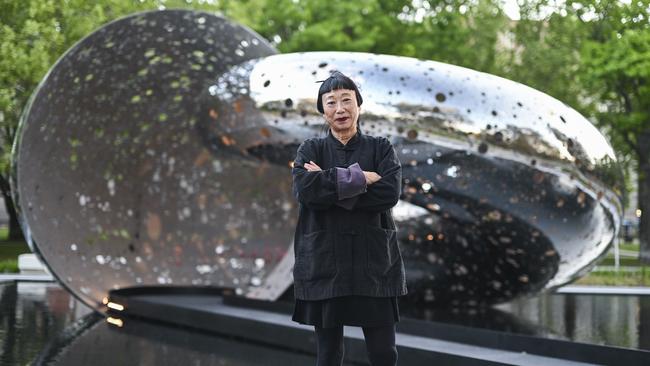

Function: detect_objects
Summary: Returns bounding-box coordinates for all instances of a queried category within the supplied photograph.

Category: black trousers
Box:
[314,324,398,366]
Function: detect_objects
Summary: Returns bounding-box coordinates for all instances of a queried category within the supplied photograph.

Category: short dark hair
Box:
[316,71,363,114]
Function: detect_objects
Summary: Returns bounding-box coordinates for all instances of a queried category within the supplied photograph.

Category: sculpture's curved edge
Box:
[10,9,278,310]
[238,51,624,302]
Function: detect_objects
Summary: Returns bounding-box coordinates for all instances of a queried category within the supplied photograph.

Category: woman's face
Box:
[321,88,359,133]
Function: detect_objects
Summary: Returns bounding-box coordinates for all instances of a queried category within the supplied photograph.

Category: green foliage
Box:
[496,0,649,168]
[0,258,18,273]
[224,0,510,73]
[411,0,510,74]
[495,1,648,247]
[0,1,150,169]
[225,0,414,54]
[581,29,650,136]
[570,1,650,168]
[504,3,589,112]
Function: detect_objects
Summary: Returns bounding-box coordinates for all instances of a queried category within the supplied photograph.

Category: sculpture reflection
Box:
[12,9,623,310]
[35,312,320,365]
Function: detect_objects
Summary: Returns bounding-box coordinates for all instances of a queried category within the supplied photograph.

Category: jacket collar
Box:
[327,128,361,150]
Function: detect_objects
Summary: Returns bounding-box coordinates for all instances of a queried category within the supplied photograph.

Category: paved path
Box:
[557,285,650,295]
[0,273,54,283]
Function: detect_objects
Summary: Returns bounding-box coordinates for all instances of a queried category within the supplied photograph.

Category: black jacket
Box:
[292,129,408,300]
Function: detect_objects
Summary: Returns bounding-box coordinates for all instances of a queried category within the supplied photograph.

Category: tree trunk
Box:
[638,132,650,264]
[0,175,24,242]
[639,164,650,263]
[641,275,650,349]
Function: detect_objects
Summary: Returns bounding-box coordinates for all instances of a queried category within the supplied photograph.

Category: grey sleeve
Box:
[335,162,367,200]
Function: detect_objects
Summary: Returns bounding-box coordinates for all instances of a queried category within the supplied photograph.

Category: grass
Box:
[575,269,650,286]
[595,240,646,267]
[0,259,19,273]
[571,240,650,286]
[596,257,644,267]
[619,242,640,252]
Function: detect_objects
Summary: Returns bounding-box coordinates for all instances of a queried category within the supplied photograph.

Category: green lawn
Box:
[0,259,18,273]
[619,242,640,252]
[595,240,646,267]
[571,240,650,286]
[597,256,644,267]
[575,269,650,286]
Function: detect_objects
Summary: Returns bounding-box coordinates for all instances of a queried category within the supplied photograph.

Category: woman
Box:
[291,71,407,366]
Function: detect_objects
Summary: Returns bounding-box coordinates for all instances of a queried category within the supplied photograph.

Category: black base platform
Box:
[106,287,650,365]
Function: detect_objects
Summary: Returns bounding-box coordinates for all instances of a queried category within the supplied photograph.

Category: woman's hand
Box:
[304,161,322,172]
[363,171,381,185]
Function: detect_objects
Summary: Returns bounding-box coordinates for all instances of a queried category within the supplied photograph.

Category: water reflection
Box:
[400,292,650,350]
[496,294,650,350]
[0,282,92,365]
[1,281,649,365]
[39,314,327,366]
[0,281,349,365]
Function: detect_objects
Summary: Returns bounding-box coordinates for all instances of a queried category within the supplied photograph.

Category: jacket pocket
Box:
[365,226,400,277]
[294,230,337,281]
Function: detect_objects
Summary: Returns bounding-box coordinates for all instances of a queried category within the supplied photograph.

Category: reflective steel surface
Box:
[11,10,283,309]
[12,9,623,309]
[214,52,623,305]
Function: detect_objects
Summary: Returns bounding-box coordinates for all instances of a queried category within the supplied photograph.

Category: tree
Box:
[504,0,590,112]
[496,0,650,261]
[555,0,650,261]
[225,0,510,73]
[581,26,650,261]
[222,0,417,54]
[409,0,510,75]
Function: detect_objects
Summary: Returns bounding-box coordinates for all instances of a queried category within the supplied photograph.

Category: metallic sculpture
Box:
[12,9,623,310]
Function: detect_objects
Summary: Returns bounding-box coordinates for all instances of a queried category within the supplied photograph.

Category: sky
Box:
[503,0,522,19]
[407,0,567,22]
[501,0,570,20]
